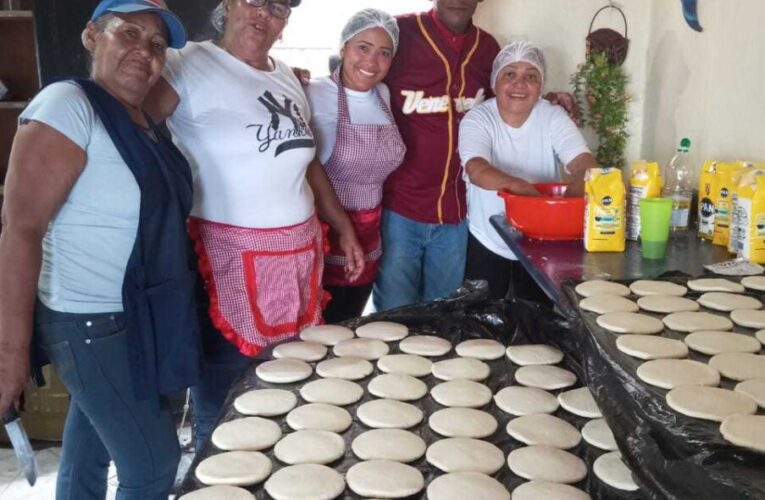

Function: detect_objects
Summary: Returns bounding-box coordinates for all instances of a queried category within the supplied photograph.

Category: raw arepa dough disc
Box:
[731,309,765,329]
[582,418,618,451]
[666,386,757,421]
[506,344,564,366]
[398,335,452,357]
[195,451,272,486]
[315,356,373,380]
[345,460,424,498]
[697,292,762,312]
[636,295,700,314]
[684,331,761,355]
[579,295,638,314]
[688,278,745,293]
[211,417,282,451]
[356,399,424,429]
[367,373,428,401]
[742,275,765,291]
[636,359,720,389]
[493,386,559,416]
[596,312,664,335]
[272,341,328,362]
[376,354,433,377]
[758,330,765,344]
[286,403,352,433]
[273,430,345,465]
[256,359,312,384]
[663,311,733,332]
[355,321,408,342]
[735,379,765,408]
[616,335,689,360]
[430,379,493,408]
[426,472,510,500]
[506,414,581,449]
[506,445,587,484]
[234,389,297,417]
[299,378,364,406]
[629,280,687,297]
[593,451,639,491]
[429,408,498,438]
[264,464,345,500]
[431,357,490,381]
[332,338,389,360]
[351,429,426,462]
[575,280,630,297]
[515,365,577,390]
[454,339,505,360]
[511,481,591,500]
[178,486,254,500]
[425,438,504,474]
[720,414,765,453]
[299,324,354,346]
[709,352,765,381]
[557,387,602,418]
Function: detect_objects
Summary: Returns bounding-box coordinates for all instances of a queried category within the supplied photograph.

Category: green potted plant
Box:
[571,51,630,169]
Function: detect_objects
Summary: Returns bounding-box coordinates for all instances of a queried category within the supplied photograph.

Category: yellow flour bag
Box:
[733,172,765,263]
[626,161,663,241]
[585,168,626,252]
[712,162,745,247]
[697,161,718,240]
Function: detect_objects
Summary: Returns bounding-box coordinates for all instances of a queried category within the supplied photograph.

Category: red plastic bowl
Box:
[498,183,585,240]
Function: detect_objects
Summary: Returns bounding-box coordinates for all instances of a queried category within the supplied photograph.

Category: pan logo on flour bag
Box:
[732,169,765,263]
[585,168,626,252]
[626,161,662,241]
[712,162,745,247]
[697,160,718,240]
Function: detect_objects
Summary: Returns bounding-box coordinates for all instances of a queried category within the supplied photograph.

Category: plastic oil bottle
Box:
[663,138,693,232]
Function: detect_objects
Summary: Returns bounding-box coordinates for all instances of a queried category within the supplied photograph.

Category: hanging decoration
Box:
[681,0,703,32]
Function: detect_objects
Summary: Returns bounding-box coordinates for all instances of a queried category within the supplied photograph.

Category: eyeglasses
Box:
[244,0,291,20]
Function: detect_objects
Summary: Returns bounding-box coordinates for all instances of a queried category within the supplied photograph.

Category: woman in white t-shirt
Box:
[458,41,597,300]
[144,0,364,449]
[305,9,405,323]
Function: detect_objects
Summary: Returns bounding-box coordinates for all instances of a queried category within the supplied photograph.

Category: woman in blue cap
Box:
[0,1,199,498]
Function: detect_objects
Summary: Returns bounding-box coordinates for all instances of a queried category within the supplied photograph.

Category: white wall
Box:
[474,0,765,178]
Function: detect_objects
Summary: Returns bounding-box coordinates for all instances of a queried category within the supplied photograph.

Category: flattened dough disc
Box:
[493,386,559,416]
[506,446,587,484]
[506,414,581,449]
[663,312,733,332]
[256,359,312,384]
[345,460,424,498]
[454,339,505,360]
[234,389,297,417]
[579,295,638,314]
[735,378,765,408]
[720,414,765,453]
[431,357,490,381]
[596,312,664,335]
[629,280,687,296]
[211,417,282,451]
[367,373,428,401]
[178,486,255,500]
[285,403,352,433]
[272,341,328,362]
[399,335,452,357]
[425,438,504,474]
[299,378,364,406]
[315,356,373,380]
[351,429,426,462]
[376,354,433,377]
[742,275,765,291]
[697,292,762,312]
[593,451,639,491]
[506,344,564,366]
[616,335,688,360]
[427,472,510,500]
[731,309,765,329]
[332,338,389,360]
[299,324,354,345]
[688,278,745,293]
[684,331,761,355]
[637,295,699,314]
[557,387,602,418]
[575,280,630,297]
[709,353,765,381]
[515,365,577,390]
[356,399,423,429]
[430,379,492,408]
[264,464,345,500]
[428,408,498,438]
[195,451,272,486]
[355,321,408,342]
[666,386,757,421]
[636,359,720,389]
[511,481,591,500]
[273,430,345,465]
[582,418,618,451]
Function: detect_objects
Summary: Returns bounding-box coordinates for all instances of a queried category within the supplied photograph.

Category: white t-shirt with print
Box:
[458,98,590,260]
[163,40,316,229]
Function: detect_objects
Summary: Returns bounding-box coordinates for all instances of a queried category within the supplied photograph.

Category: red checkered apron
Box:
[188,215,325,357]
[323,69,406,286]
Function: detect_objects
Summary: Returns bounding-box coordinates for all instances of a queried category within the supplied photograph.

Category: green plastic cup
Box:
[639,197,673,259]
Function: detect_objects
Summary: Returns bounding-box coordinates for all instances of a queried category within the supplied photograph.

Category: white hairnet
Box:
[340,8,399,53]
[490,40,547,91]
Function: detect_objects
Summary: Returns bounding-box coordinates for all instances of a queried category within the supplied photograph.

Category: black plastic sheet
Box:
[177,283,645,499]
[547,274,765,500]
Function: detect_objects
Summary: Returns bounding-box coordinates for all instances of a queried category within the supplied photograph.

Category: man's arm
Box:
[0,121,85,414]
[143,77,180,124]
[306,159,365,282]
[563,152,598,197]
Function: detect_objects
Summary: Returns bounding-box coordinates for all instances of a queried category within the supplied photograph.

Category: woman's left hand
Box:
[338,229,365,282]
[544,92,582,128]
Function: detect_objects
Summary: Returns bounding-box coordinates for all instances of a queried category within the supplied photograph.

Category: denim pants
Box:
[34,302,180,500]
[373,209,467,311]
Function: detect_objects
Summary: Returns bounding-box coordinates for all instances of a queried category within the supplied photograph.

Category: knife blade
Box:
[2,407,37,486]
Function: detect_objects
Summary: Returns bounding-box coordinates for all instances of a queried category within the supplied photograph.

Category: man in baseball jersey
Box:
[373,0,500,310]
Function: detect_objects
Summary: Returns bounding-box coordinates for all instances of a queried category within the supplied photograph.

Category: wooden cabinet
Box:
[0,6,38,183]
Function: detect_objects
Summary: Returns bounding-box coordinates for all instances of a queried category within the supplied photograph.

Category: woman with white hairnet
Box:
[459,40,597,300]
[305,8,406,322]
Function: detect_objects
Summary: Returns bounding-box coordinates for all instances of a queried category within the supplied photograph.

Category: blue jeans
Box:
[34,302,180,500]
[190,328,252,452]
[373,209,467,311]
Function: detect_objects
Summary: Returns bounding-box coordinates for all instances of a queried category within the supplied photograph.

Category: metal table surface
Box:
[490,214,732,305]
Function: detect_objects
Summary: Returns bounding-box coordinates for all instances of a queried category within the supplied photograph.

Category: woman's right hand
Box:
[0,347,29,415]
[508,178,541,196]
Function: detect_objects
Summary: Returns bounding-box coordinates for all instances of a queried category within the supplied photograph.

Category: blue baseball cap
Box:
[91,0,187,49]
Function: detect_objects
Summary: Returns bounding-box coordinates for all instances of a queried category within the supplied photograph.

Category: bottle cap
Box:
[679,137,691,150]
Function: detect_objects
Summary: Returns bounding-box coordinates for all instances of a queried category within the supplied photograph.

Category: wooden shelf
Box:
[0,10,32,17]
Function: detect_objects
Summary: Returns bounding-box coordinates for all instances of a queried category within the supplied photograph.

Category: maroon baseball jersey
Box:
[383,11,500,224]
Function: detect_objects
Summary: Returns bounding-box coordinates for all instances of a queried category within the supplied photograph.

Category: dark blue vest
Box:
[75,79,201,401]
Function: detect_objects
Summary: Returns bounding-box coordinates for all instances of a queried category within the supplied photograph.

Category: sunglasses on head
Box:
[244,0,291,19]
